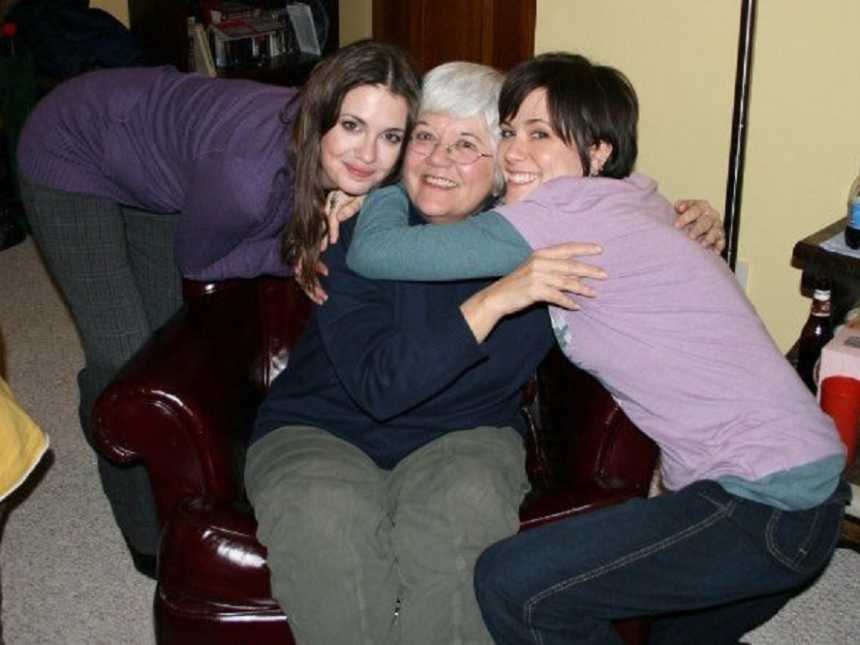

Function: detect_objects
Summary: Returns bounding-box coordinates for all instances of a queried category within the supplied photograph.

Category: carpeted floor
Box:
[1,239,154,645]
[0,237,858,644]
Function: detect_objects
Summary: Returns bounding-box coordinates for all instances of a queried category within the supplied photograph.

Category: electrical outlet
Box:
[735,259,750,292]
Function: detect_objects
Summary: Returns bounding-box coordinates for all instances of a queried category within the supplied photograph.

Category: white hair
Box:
[420,61,505,194]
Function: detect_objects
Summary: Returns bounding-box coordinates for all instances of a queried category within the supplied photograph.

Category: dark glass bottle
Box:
[847,170,860,249]
[796,286,833,394]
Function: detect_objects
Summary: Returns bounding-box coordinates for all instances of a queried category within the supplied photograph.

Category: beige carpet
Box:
[0,237,858,644]
[0,239,154,645]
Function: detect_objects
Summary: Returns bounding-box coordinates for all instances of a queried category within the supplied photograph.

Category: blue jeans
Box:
[475,479,850,645]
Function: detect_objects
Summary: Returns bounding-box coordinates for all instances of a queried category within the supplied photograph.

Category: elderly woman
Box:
[246,58,726,645]
[246,62,552,645]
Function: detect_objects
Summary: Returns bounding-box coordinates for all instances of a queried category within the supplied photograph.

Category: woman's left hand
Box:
[673,199,726,255]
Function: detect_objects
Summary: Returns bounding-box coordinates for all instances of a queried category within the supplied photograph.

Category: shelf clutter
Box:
[189,1,323,77]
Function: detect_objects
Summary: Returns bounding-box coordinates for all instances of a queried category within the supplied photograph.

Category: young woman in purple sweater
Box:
[16,39,420,571]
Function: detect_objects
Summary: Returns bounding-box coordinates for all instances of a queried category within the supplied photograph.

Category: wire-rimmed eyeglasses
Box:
[408,131,493,165]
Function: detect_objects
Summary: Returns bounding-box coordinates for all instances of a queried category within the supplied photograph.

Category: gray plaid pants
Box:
[20,179,182,558]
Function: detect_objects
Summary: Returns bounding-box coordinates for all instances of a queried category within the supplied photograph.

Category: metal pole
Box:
[723,0,757,271]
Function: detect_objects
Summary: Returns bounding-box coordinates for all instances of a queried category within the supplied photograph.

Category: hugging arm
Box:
[346,187,605,300]
[459,247,584,343]
[344,187,597,345]
[346,187,533,280]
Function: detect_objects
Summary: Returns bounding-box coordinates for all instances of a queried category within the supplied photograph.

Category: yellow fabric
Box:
[0,376,48,501]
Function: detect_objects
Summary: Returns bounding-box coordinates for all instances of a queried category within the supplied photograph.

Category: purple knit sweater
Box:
[18,66,299,280]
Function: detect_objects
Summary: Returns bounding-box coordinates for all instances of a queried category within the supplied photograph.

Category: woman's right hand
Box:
[460,242,606,342]
[325,190,366,246]
[296,191,367,304]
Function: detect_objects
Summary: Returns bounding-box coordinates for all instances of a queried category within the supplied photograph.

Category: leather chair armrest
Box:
[158,498,275,604]
[92,279,266,526]
[529,347,659,504]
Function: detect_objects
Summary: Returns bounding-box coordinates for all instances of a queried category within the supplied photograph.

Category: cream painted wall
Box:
[92,0,128,27]
[537,0,860,351]
[339,0,372,45]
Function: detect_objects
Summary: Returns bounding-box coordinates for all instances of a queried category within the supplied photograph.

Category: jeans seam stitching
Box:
[766,505,830,573]
[523,499,736,645]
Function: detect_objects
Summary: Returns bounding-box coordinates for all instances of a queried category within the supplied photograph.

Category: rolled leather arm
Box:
[92,279,268,527]
[158,498,278,605]
[520,347,659,528]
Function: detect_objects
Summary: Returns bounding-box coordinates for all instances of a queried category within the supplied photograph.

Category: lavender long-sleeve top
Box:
[346,180,845,510]
[18,66,299,280]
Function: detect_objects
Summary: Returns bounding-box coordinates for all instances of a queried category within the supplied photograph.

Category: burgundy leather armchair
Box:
[93,276,658,645]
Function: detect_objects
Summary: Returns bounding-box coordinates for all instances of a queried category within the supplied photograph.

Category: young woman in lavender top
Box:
[16,39,421,570]
[345,52,848,644]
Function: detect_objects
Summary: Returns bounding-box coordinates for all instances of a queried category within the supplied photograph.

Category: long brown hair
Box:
[284,40,420,286]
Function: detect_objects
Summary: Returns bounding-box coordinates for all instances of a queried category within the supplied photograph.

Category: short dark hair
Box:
[499,52,638,178]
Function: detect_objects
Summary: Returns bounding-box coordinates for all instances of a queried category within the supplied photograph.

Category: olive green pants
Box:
[245,425,529,645]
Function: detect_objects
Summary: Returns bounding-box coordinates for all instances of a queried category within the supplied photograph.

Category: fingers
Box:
[309,262,330,304]
[536,241,604,258]
[324,190,347,217]
[674,199,692,213]
[527,263,597,297]
[525,256,605,293]
[295,276,325,305]
[673,198,727,253]
[560,276,597,298]
[550,257,607,282]
[336,194,365,222]
[300,280,328,305]
[673,199,708,228]
[325,192,366,245]
[702,227,727,255]
[542,289,579,311]
[687,211,726,252]
[485,246,607,318]
[293,260,330,305]
[324,190,347,245]
[502,273,582,313]
[686,208,716,239]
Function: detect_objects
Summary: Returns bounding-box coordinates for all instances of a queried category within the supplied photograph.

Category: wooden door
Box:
[372,0,535,74]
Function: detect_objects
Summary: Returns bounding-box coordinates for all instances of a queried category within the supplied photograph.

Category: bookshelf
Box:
[127,0,339,86]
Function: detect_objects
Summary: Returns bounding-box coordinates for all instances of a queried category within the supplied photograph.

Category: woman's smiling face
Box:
[498,88,587,204]
[402,112,496,225]
[319,84,410,196]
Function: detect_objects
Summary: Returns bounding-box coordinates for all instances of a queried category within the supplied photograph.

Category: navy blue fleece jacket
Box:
[251,202,554,469]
